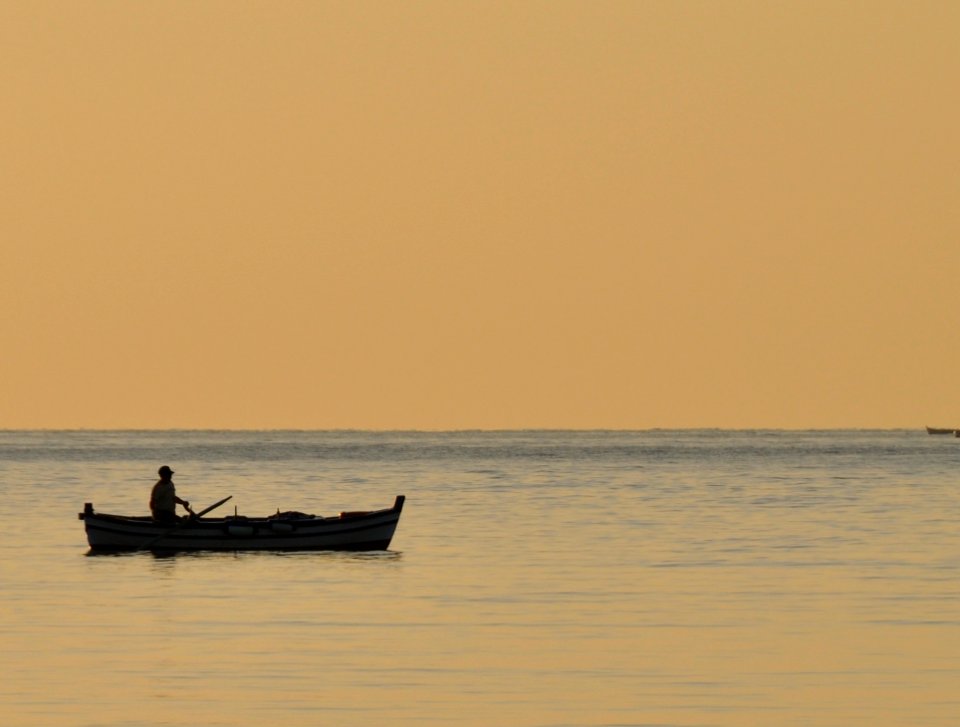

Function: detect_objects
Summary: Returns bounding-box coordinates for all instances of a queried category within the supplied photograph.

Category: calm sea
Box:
[1,429,958,727]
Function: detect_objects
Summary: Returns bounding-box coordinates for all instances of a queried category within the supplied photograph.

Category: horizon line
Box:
[0,426,931,433]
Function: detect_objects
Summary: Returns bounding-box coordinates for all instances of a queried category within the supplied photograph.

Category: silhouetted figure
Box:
[150,465,191,523]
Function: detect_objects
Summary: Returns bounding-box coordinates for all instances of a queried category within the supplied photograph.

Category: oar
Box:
[191,496,233,519]
[139,495,233,551]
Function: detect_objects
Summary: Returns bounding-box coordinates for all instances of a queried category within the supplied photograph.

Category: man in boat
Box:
[150,466,192,523]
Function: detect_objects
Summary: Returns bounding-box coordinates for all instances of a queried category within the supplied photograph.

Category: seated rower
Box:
[150,465,192,523]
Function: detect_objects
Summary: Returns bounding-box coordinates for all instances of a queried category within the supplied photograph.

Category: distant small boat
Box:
[925,427,956,435]
[79,495,405,552]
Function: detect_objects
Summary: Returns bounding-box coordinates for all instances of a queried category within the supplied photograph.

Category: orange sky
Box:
[2,1,958,429]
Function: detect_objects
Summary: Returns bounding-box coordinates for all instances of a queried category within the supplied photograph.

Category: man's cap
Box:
[158,465,174,476]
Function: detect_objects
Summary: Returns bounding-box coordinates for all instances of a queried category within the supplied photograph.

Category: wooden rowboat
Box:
[925,426,956,435]
[79,495,405,552]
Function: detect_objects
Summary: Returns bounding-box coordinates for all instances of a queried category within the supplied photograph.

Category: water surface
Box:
[1,430,958,726]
